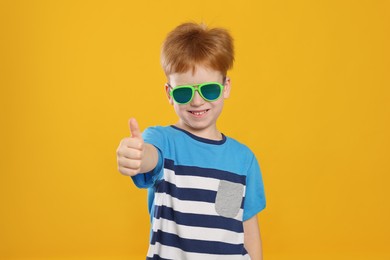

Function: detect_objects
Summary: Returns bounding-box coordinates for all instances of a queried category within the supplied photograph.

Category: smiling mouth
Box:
[189,109,210,116]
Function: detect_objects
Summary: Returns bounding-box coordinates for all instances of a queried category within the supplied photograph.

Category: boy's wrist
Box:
[140,143,158,174]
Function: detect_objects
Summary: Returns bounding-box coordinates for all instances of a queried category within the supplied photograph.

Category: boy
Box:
[116,22,266,260]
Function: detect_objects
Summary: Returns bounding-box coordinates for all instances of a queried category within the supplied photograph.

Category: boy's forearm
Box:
[139,143,159,174]
[244,215,263,260]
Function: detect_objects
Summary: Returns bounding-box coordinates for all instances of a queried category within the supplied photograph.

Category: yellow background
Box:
[1,0,389,259]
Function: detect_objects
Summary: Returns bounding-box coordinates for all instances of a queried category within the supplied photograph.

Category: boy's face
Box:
[165,65,231,138]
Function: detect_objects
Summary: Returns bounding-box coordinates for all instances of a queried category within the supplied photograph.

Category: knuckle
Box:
[135,161,142,169]
[118,166,128,175]
[136,141,144,150]
[118,158,126,168]
[119,167,137,177]
[127,169,138,176]
[131,150,141,159]
[121,138,130,147]
[119,138,126,146]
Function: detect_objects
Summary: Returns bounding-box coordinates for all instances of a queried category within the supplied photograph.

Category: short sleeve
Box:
[243,154,266,221]
[131,127,165,188]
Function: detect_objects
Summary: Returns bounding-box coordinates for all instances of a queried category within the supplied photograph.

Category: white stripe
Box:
[147,242,251,260]
[155,192,244,221]
[164,168,247,194]
[152,218,244,245]
[164,168,220,190]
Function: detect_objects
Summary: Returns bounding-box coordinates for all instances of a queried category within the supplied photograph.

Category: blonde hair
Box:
[161,22,234,76]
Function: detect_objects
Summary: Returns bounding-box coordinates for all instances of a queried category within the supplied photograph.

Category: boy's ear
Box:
[165,84,174,105]
[223,77,231,99]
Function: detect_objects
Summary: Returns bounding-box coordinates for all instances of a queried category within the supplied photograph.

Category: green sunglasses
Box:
[168,82,225,105]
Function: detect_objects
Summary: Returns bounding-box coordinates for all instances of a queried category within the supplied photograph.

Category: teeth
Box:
[191,110,207,115]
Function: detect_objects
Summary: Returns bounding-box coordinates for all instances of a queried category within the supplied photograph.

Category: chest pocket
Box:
[215,180,244,218]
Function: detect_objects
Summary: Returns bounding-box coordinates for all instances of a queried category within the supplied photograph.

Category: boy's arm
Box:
[116,118,159,176]
[244,214,263,260]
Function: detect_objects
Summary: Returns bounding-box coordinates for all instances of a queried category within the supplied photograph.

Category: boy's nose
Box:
[190,90,205,106]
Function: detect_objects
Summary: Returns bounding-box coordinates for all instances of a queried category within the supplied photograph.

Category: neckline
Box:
[170,125,227,145]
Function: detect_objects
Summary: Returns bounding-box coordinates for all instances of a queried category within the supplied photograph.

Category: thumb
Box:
[129,118,142,139]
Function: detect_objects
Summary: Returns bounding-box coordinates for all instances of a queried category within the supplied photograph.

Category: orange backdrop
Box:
[1,0,389,259]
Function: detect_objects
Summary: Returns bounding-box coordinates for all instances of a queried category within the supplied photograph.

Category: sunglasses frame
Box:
[168,82,225,105]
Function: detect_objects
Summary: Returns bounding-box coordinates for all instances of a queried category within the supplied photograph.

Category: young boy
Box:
[116,22,266,260]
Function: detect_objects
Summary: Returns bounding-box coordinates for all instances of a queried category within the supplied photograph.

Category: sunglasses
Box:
[168,82,225,104]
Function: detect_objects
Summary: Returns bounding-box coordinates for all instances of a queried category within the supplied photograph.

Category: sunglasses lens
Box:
[172,87,193,104]
[201,83,222,101]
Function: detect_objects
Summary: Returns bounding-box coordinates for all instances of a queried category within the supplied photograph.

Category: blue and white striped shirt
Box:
[132,126,266,260]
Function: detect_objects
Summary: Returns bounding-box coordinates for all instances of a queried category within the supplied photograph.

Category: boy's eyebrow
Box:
[167,76,227,88]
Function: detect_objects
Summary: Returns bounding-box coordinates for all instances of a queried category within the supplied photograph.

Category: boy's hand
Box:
[116,118,145,176]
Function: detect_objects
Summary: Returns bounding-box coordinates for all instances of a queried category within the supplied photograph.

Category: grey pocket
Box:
[215,180,244,218]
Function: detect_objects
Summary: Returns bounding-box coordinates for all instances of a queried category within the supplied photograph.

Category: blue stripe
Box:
[156,180,217,204]
[154,205,243,233]
[150,230,246,255]
[164,159,246,185]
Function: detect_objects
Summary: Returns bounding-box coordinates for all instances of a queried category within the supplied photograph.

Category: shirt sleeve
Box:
[131,127,165,188]
[243,153,266,221]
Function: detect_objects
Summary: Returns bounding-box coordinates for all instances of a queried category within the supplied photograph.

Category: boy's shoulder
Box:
[225,134,254,155]
[142,125,181,145]
[142,125,176,137]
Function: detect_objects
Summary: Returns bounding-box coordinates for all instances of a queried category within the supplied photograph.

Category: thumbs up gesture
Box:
[116,118,145,176]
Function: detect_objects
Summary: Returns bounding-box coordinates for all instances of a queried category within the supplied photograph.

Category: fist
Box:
[116,118,144,176]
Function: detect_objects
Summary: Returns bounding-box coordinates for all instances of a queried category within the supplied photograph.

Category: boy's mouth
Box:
[188,109,210,117]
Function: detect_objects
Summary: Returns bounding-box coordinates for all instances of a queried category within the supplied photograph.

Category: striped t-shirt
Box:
[132,126,266,260]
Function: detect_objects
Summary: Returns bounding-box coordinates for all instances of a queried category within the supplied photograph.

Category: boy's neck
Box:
[174,122,223,141]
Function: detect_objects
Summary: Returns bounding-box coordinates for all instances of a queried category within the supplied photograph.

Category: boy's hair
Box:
[161,22,234,77]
